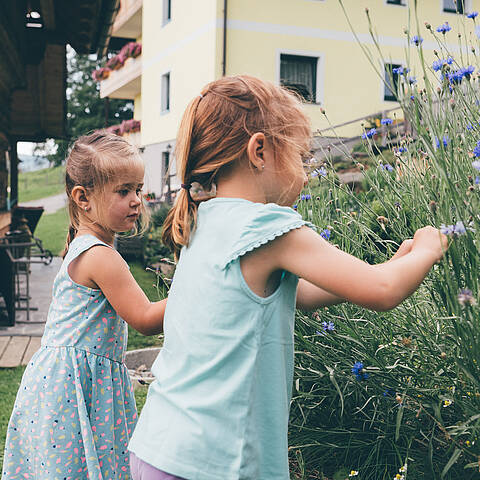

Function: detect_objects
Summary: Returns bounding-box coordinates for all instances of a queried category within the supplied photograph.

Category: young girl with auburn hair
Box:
[2,131,166,479]
[128,75,447,480]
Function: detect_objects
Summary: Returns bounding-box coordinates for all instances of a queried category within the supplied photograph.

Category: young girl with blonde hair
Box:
[128,75,447,480]
[2,131,166,479]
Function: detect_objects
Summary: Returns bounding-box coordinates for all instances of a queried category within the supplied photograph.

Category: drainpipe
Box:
[222,0,227,76]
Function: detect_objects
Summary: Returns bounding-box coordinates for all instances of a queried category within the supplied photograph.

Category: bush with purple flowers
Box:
[290,3,480,479]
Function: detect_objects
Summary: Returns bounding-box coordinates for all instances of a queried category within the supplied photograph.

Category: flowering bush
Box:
[106,119,141,137]
[106,53,126,71]
[290,5,480,479]
[92,42,142,81]
[91,67,111,82]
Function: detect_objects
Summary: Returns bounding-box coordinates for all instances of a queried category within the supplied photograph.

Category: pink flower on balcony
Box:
[121,42,142,59]
[106,53,126,71]
[92,67,111,82]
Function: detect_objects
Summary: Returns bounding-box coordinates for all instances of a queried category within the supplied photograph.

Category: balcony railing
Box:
[99,53,141,99]
[113,0,142,38]
[105,119,142,147]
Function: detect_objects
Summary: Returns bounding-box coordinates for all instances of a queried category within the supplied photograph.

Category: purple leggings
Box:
[129,452,187,480]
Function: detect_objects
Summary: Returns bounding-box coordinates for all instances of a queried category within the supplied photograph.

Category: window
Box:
[443,0,464,14]
[162,0,171,25]
[384,63,401,102]
[161,72,170,113]
[280,54,318,103]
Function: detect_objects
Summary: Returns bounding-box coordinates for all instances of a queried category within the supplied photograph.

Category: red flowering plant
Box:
[121,119,141,134]
[92,67,111,82]
[106,124,123,136]
[121,42,142,59]
[106,53,126,71]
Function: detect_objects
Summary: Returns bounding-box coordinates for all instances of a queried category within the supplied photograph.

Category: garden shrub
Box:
[289,4,480,479]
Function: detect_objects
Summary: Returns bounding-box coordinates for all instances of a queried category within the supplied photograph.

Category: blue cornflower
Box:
[448,69,464,84]
[462,65,475,79]
[436,22,451,34]
[411,35,423,46]
[392,66,409,75]
[476,176,480,184]
[320,228,331,240]
[443,135,450,146]
[362,128,377,139]
[454,221,467,235]
[381,164,394,172]
[435,135,449,148]
[300,194,312,201]
[311,167,327,178]
[467,124,474,131]
[383,388,396,397]
[322,321,335,332]
[467,11,479,19]
[381,118,393,125]
[410,95,415,100]
[440,224,454,235]
[398,146,407,153]
[352,362,369,380]
[446,56,454,64]
[441,221,467,236]
[473,146,480,159]
[432,59,445,71]
[408,76,417,85]
[293,204,298,210]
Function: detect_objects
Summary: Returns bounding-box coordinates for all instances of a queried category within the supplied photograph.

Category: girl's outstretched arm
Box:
[296,239,415,310]
[273,227,447,312]
[73,245,167,335]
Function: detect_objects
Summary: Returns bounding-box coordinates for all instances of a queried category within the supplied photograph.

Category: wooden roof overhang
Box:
[0,0,119,142]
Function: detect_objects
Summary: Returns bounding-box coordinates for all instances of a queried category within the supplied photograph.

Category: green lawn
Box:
[35,206,70,256]
[18,165,65,203]
[0,366,26,469]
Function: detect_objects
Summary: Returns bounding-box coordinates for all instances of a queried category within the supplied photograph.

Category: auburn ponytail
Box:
[162,75,311,257]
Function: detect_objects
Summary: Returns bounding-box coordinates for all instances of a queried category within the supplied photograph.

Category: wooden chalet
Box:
[0,0,119,235]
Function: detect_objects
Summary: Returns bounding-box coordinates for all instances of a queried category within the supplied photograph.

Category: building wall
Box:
[126,0,480,196]
[225,0,480,137]
[140,0,219,147]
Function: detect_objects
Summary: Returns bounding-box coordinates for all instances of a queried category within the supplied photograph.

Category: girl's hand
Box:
[389,239,414,262]
[412,226,449,263]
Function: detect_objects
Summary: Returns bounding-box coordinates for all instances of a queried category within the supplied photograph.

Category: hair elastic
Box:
[181,183,192,190]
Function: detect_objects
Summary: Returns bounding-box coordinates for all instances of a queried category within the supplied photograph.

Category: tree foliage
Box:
[48,48,133,166]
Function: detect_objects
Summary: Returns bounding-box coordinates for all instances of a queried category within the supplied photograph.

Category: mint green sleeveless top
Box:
[129,198,314,480]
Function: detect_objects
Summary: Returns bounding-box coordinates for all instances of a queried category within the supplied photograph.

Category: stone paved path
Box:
[0,257,61,367]
[20,192,67,214]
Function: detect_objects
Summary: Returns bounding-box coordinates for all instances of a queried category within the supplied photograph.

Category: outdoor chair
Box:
[0,236,38,324]
[11,206,53,265]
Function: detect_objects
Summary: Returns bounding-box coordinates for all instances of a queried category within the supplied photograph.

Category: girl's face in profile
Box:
[93,165,145,233]
[270,147,309,207]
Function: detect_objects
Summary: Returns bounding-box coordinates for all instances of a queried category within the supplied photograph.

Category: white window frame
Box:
[276,49,323,105]
[161,71,171,114]
[162,0,171,26]
[385,0,407,6]
[382,61,403,103]
[441,0,470,14]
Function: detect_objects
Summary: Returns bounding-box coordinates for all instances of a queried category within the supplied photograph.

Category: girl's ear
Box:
[246,132,266,171]
[71,186,91,212]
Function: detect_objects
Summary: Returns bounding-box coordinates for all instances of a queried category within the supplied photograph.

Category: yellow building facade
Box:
[101,0,480,197]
